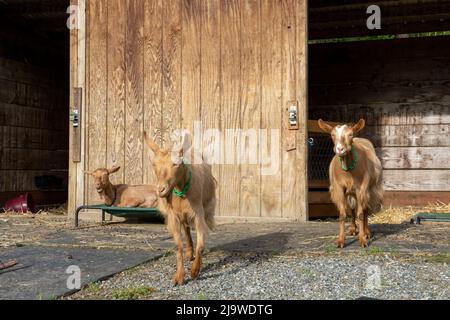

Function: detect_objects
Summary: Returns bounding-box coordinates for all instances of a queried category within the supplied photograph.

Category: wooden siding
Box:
[309,37,450,193]
[0,44,68,203]
[85,0,308,219]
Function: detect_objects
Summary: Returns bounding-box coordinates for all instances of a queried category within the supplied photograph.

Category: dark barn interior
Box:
[0,0,70,208]
[308,0,450,216]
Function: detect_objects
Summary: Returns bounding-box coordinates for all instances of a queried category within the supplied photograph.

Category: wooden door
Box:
[81,0,308,220]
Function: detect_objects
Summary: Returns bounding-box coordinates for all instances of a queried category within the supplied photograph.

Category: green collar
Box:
[339,146,358,171]
[173,165,192,198]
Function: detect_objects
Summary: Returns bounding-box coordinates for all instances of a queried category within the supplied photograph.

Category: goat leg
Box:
[168,216,185,286]
[364,211,372,240]
[191,216,206,279]
[184,225,194,261]
[357,208,368,247]
[348,208,357,236]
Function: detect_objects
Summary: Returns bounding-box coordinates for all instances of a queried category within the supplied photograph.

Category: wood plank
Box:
[181,0,202,164]
[312,103,450,126]
[239,0,260,218]
[161,0,182,148]
[125,0,145,185]
[107,0,126,185]
[383,191,450,207]
[383,170,450,191]
[307,119,339,134]
[295,0,309,220]
[260,0,282,218]
[379,147,450,169]
[68,0,79,218]
[87,0,107,204]
[143,0,163,184]
[200,0,222,214]
[310,82,450,106]
[309,204,338,218]
[280,0,298,218]
[365,124,450,147]
[220,0,241,217]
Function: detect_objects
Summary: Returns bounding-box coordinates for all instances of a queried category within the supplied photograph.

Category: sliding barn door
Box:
[84,0,308,220]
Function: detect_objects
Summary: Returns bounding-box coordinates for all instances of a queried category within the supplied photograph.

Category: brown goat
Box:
[318,119,383,248]
[85,166,158,208]
[143,131,216,285]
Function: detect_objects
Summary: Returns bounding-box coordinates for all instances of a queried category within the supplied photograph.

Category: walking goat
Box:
[143,131,216,285]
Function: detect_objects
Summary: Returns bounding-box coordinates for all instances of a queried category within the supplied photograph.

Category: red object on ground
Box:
[4,193,36,213]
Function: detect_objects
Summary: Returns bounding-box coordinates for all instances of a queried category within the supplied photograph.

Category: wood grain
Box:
[143,0,163,184]
[260,0,282,218]
[383,170,450,191]
[107,0,126,185]
[87,0,108,204]
[181,0,201,164]
[379,147,450,169]
[239,0,261,218]
[280,0,298,219]
[293,0,308,220]
[125,0,145,185]
[162,0,182,148]
[220,0,241,217]
[200,0,222,214]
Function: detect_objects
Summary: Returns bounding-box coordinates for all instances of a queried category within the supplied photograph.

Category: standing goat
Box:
[85,166,158,208]
[143,131,216,285]
[318,119,383,248]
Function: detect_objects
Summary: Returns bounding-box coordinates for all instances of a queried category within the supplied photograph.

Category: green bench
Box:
[410,212,450,224]
[74,204,162,227]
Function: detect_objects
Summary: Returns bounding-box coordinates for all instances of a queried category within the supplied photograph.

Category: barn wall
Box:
[0,29,69,206]
[84,0,308,220]
[309,37,450,195]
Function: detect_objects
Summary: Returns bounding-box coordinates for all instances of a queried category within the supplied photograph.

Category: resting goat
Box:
[144,131,216,285]
[85,166,158,208]
[318,119,383,248]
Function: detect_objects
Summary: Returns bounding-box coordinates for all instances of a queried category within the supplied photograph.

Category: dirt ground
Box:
[0,209,449,300]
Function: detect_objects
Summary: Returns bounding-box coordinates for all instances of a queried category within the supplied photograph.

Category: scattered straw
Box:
[370,202,450,224]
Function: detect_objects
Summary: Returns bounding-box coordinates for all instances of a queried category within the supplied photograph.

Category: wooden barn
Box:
[0,0,449,222]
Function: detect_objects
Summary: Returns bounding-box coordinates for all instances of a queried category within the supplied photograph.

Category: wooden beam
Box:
[307,119,340,134]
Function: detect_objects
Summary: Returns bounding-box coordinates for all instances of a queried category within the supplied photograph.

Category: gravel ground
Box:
[67,250,449,300]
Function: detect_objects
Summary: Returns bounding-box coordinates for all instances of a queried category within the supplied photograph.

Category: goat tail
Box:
[368,173,384,215]
[205,211,216,232]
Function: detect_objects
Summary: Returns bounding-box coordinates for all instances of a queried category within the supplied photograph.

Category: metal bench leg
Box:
[75,205,85,228]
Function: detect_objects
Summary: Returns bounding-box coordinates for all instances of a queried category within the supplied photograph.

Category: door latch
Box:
[70,110,79,127]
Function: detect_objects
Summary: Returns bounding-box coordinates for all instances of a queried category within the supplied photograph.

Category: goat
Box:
[85,166,158,208]
[318,119,383,248]
[143,131,216,285]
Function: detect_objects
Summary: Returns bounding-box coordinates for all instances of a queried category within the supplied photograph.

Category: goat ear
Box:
[84,170,94,176]
[108,166,121,174]
[352,118,366,134]
[317,119,334,134]
[144,131,160,154]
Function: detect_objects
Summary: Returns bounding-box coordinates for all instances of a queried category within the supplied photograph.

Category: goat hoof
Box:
[336,239,345,248]
[190,265,201,279]
[359,238,369,248]
[173,272,185,286]
[349,230,357,236]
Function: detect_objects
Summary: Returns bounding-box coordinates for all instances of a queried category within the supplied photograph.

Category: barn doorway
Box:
[0,1,70,209]
[307,1,450,218]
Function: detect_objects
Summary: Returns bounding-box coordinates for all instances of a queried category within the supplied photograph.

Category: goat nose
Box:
[158,186,166,193]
